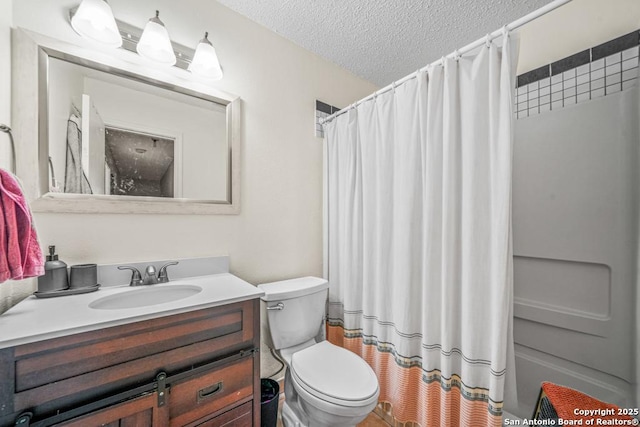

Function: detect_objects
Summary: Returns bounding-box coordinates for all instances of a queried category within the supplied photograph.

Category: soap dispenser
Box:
[37,246,69,292]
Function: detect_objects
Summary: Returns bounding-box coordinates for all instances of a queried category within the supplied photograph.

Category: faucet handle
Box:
[118,266,143,286]
[158,261,179,283]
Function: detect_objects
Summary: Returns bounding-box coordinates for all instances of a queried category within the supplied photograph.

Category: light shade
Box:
[71,0,122,48]
[188,32,223,80]
[136,10,176,66]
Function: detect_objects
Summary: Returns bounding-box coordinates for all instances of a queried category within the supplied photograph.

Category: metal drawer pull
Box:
[198,381,224,401]
[267,302,284,311]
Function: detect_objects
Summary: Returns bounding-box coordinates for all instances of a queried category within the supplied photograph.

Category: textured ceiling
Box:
[217,0,553,86]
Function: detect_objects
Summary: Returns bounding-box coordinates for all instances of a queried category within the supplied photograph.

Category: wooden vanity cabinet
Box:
[57,392,168,427]
[0,299,261,427]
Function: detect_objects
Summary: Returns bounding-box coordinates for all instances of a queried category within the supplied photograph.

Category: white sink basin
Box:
[89,285,202,310]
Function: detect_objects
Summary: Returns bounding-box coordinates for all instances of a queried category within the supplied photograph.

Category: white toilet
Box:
[258,277,380,427]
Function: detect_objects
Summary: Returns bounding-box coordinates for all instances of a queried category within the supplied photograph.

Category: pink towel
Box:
[0,169,44,282]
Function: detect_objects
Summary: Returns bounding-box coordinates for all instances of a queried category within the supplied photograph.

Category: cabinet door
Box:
[192,401,252,427]
[169,357,253,426]
[56,392,168,427]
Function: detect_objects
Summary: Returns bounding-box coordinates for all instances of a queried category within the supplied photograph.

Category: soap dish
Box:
[34,284,101,298]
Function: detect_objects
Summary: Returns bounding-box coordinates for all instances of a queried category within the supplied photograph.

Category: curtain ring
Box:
[454,49,461,60]
[502,25,509,38]
[485,34,491,48]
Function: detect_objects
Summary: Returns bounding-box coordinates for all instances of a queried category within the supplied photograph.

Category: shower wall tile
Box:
[607,73,621,86]
[592,87,605,99]
[517,64,550,88]
[315,100,341,138]
[576,73,589,86]
[591,68,605,81]
[622,45,639,60]
[622,58,637,71]
[576,63,590,77]
[551,50,590,75]
[592,78,604,90]
[623,68,638,81]
[607,84,621,95]
[592,31,639,61]
[577,83,589,95]
[516,29,639,119]
[605,52,622,66]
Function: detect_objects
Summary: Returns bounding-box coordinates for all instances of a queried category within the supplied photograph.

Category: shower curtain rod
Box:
[320,0,573,125]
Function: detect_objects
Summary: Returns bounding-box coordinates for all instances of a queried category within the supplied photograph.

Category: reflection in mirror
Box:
[105,128,176,197]
[47,56,230,202]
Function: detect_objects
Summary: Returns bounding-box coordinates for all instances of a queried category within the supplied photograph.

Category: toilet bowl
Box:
[258,277,380,427]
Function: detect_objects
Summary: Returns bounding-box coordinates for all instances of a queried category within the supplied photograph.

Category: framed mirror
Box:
[12,29,241,214]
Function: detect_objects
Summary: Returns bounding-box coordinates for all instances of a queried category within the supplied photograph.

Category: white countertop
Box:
[0,273,264,349]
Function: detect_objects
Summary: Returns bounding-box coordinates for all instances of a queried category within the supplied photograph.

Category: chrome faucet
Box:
[118,261,179,286]
[157,261,178,283]
[144,265,158,285]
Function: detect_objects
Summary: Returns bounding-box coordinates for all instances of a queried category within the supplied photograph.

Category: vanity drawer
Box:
[168,356,253,426]
[189,401,253,427]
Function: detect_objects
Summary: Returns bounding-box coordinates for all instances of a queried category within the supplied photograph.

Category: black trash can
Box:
[260,378,280,427]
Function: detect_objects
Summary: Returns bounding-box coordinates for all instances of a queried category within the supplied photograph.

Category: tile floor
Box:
[358,412,391,426]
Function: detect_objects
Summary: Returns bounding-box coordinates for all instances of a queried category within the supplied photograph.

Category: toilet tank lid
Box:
[257,276,328,301]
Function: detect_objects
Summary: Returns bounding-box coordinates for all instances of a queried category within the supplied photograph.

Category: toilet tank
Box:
[258,277,328,350]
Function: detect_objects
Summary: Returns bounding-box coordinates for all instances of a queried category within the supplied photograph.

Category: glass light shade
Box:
[71,0,122,48]
[189,33,223,80]
[136,11,176,66]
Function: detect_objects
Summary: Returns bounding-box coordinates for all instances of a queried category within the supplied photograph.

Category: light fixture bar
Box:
[117,19,193,70]
[68,8,195,71]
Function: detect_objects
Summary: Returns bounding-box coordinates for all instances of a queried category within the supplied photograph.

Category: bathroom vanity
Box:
[0,271,264,426]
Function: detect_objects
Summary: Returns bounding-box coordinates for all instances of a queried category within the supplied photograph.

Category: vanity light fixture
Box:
[69,5,224,80]
[136,10,177,66]
[189,32,223,80]
[70,0,122,48]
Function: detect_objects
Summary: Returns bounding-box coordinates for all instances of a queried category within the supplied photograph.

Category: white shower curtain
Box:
[325,35,518,427]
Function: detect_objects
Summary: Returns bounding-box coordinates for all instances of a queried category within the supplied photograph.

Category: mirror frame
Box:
[12,28,241,215]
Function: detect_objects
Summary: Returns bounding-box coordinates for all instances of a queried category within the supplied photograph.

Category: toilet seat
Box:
[290,341,379,409]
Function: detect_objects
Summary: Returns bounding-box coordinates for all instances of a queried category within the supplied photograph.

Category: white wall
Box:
[517,0,640,74]
[7,0,376,273]
[0,0,11,171]
[0,0,30,313]
[0,0,377,318]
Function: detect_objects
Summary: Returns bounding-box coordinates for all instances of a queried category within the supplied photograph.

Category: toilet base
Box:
[281,368,373,427]
[282,400,366,427]
[282,401,305,427]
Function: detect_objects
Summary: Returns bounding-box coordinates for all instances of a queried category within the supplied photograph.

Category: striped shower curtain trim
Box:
[327,312,507,376]
[327,322,505,417]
